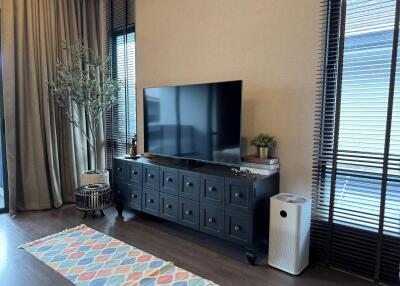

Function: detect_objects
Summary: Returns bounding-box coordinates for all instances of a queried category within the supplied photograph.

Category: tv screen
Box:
[143,80,242,166]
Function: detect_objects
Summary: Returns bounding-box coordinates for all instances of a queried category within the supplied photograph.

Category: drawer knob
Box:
[208,217,215,223]
[186,182,193,187]
[166,177,173,182]
[148,173,154,178]
[208,186,215,191]
[234,192,242,198]
[234,225,241,231]
[132,170,138,175]
[185,210,192,215]
[166,204,172,209]
[132,194,137,198]
[117,167,122,171]
[148,199,154,203]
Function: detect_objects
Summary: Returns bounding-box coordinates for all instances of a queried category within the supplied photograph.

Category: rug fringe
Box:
[18,224,88,249]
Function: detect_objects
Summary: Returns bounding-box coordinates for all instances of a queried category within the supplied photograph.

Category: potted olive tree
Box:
[48,43,120,186]
[250,133,277,159]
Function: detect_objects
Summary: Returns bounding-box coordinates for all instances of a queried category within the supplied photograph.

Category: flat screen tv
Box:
[143,80,242,166]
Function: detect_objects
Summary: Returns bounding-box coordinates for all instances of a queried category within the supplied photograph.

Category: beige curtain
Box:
[2,0,106,215]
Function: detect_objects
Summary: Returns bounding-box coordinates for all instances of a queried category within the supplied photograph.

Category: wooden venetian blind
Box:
[312,0,400,284]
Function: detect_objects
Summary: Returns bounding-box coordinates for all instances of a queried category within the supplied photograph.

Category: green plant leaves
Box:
[47,42,121,170]
[250,133,277,148]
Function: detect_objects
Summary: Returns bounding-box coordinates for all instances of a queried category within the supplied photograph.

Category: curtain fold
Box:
[2,0,105,215]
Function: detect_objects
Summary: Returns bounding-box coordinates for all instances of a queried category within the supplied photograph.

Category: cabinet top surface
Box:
[115,156,275,181]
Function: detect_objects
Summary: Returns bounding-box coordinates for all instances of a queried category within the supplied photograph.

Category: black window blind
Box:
[312,0,400,284]
[105,0,136,168]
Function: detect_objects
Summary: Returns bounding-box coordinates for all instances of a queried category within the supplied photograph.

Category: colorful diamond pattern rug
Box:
[19,224,218,286]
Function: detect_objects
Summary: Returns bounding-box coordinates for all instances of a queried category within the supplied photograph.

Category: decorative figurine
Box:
[130,135,137,157]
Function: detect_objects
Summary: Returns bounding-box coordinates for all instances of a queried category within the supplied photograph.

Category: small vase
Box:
[130,135,138,157]
[257,147,269,159]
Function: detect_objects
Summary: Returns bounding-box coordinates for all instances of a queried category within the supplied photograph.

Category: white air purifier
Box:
[268,193,311,275]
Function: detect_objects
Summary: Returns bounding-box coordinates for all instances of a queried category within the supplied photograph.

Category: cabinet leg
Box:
[246,251,257,265]
[115,201,124,217]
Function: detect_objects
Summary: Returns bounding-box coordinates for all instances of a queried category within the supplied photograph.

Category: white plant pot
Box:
[81,170,109,186]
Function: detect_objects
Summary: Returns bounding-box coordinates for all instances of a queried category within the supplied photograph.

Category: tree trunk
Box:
[92,121,98,171]
[93,141,97,171]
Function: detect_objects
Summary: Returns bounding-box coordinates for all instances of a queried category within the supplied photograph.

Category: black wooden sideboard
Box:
[113,156,279,264]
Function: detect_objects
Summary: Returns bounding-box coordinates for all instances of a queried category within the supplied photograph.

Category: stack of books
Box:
[240,155,279,176]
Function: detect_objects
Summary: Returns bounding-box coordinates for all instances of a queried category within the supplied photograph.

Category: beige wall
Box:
[136,0,321,197]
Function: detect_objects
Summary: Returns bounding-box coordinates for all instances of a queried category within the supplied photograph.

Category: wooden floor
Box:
[0,204,375,286]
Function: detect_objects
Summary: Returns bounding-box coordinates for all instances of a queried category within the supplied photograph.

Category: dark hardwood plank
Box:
[0,204,374,286]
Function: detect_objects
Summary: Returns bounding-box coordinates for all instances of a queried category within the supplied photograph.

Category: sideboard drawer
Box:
[142,188,159,216]
[200,174,224,206]
[178,197,199,230]
[160,167,179,195]
[159,193,178,223]
[200,204,224,238]
[128,187,142,211]
[114,181,130,202]
[114,159,127,179]
[225,210,251,245]
[179,170,200,201]
[143,164,160,190]
[225,179,252,212]
[127,162,142,185]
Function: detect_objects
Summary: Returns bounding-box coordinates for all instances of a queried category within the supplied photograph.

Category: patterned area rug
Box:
[19,224,217,286]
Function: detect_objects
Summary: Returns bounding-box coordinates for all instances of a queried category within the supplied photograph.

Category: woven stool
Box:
[75,184,112,218]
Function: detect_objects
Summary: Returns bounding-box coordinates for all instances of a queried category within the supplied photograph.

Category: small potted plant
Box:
[47,42,120,186]
[250,133,277,159]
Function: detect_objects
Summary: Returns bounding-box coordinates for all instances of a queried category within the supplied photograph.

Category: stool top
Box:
[75,183,110,194]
